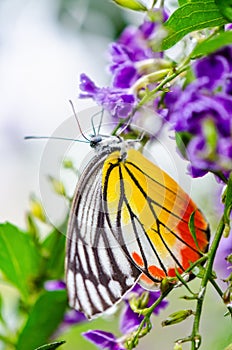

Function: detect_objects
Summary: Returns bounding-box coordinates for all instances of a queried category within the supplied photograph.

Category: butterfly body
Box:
[65,136,210,318]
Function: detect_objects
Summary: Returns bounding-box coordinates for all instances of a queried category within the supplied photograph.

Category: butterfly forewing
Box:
[65,151,141,318]
[102,148,210,283]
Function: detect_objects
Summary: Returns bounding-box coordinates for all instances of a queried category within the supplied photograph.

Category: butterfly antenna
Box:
[116,113,134,136]
[97,108,104,135]
[90,108,104,136]
[24,135,89,143]
[69,100,90,142]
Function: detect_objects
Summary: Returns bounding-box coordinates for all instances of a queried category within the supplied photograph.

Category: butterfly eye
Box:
[90,136,103,148]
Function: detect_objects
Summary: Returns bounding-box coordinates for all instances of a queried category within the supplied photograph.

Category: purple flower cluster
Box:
[44,281,168,349]
[83,284,168,350]
[165,46,232,179]
[79,10,168,119]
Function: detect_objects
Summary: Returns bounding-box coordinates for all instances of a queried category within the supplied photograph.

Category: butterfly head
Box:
[89,135,103,148]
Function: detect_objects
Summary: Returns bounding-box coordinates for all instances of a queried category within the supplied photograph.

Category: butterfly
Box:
[65,134,210,319]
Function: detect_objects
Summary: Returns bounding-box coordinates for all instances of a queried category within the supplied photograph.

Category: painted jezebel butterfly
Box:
[65,134,210,318]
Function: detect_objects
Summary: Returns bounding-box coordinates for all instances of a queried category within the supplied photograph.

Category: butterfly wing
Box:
[65,152,141,318]
[102,148,210,284]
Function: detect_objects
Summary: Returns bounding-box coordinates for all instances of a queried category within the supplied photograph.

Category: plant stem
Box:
[191,215,226,350]
[128,284,174,349]
[138,63,190,107]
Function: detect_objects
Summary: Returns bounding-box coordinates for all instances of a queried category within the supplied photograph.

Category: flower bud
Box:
[112,0,147,11]
[162,309,193,327]
[48,176,66,197]
[222,287,232,306]
[26,213,38,237]
[173,343,183,350]
[223,223,231,238]
[29,196,46,222]
[160,277,173,294]
[62,158,75,170]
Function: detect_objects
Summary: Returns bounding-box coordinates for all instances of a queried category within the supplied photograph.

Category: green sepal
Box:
[162,309,193,326]
[112,0,147,11]
[188,211,201,252]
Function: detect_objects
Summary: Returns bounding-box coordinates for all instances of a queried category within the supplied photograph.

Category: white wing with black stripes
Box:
[65,151,141,319]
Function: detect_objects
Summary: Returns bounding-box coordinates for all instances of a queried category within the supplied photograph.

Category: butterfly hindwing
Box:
[65,152,141,318]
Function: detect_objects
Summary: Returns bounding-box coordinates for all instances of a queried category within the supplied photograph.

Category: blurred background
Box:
[0,0,231,349]
[0,0,133,227]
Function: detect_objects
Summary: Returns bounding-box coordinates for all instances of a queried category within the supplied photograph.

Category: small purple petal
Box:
[224,74,232,95]
[112,65,138,89]
[147,291,169,315]
[79,73,99,97]
[139,21,156,39]
[120,301,144,334]
[122,283,168,331]
[215,235,232,280]
[63,309,86,325]
[83,330,125,350]
[44,280,66,291]
[194,54,230,89]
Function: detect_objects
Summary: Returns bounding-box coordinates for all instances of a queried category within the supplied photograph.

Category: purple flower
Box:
[120,284,168,334]
[83,284,168,349]
[79,73,135,118]
[63,309,86,325]
[215,235,232,280]
[79,9,170,118]
[44,280,66,291]
[83,330,125,350]
[194,46,232,90]
[108,10,168,90]
[164,47,232,179]
[53,309,86,338]
[194,54,230,90]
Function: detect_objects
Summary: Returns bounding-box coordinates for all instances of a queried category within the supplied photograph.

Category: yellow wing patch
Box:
[102,148,209,282]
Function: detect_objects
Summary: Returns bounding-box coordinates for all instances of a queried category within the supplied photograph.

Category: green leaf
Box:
[162,1,228,50]
[34,341,66,350]
[112,0,147,11]
[0,223,41,299]
[215,0,232,22]
[224,172,232,226]
[174,267,195,295]
[41,226,66,280]
[16,290,67,350]
[188,211,201,251]
[175,132,192,158]
[191,31,232,58]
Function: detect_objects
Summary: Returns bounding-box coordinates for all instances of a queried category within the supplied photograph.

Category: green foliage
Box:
[0,223,41,299]
[16,291,67,350]
[34,341,66,350]
[162,1,228,49]
[215,0,232,22]
[41,226,66,280]
[0,221,67,349]
[191,30,232,58]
